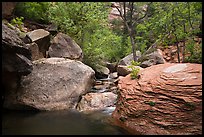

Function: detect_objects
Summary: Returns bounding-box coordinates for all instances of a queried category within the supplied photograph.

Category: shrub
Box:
[11,16,24,31]
[14,2,50,23]
[184,38,202,63]
[128,61,141,79]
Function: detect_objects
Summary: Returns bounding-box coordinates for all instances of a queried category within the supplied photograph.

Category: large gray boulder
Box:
[48,33,83,61]
[3,58,95,111]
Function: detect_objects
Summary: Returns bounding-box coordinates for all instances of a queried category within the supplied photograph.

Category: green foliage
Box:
[127,61,141,79]
[47,2,129,70]
[47,2,109,43]
[14,2,50,23]
[135,24,149,53]
[11,16,24,31]
[83,26,125,68]
[144,101,156,106]
[148,101,156,106]
[184,38,202,63]
[13,2,202,68]
[130,60,141,66]
[144,2,201,44]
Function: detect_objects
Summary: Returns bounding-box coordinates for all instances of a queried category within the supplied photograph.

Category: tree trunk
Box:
[176,45,180,63]
[130,34,137,61]
[182,24,186,62]
[182,41,185,62]
[171,6,180,63]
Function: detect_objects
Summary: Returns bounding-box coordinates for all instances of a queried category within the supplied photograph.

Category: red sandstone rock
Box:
[112,63,202,135]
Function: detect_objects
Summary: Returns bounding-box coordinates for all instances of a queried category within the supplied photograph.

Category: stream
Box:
[2,74,131,135]
[2,108,130,135]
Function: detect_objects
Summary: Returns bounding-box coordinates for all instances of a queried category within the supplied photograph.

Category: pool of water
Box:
[2,108,130,135]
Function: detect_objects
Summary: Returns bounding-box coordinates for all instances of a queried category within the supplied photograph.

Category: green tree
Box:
[113,2,152,61]
[143,2,202,63]
[47,2,126,69]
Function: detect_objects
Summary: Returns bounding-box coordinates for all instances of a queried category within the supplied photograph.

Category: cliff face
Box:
[112,63,202,135]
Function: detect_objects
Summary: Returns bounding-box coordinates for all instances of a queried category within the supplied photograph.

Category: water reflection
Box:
[2,109,129,135]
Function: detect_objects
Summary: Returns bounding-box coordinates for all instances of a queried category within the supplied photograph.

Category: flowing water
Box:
[2,108,130,135]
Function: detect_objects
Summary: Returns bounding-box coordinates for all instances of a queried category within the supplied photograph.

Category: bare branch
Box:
[113,2,131,33]
[114,3,125,22]
[132,2,152,26]
[123,2,126,22]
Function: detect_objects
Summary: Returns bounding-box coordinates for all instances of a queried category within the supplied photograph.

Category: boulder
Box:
[48,32,83,61]
[109,72,118,79]
[2,22,33,96]
[112,63,202,135]
[138,49,166,68]
[76,92,117,112]
[26,29,50,57]
[3,58,95,111]
[45,23,58,35]
[26,42,44,61]
[106,62,118,73]
[94,65,110,79]
[117,65,143,76]
[118,51,141,66]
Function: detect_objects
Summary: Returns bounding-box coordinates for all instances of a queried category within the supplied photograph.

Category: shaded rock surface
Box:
[2,22,33,97]
[26,29,50,57]
[2,2,17,19]
[94,65,110,79]
[48,32,83,61]
[112,63,202,135]
[26,42,44,61]
[106,62,118,73]
[3,58,95,111]
[139,49,166,68]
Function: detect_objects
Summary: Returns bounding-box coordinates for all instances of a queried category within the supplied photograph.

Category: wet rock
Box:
[112,63,202,135]
[76,92,117,112]
[109,72,118,79]
[95,65,110,79]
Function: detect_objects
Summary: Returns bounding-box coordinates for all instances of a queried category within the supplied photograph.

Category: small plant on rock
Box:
[130,60,141,66]
[128,60,141,79]
[11,16,24,31]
